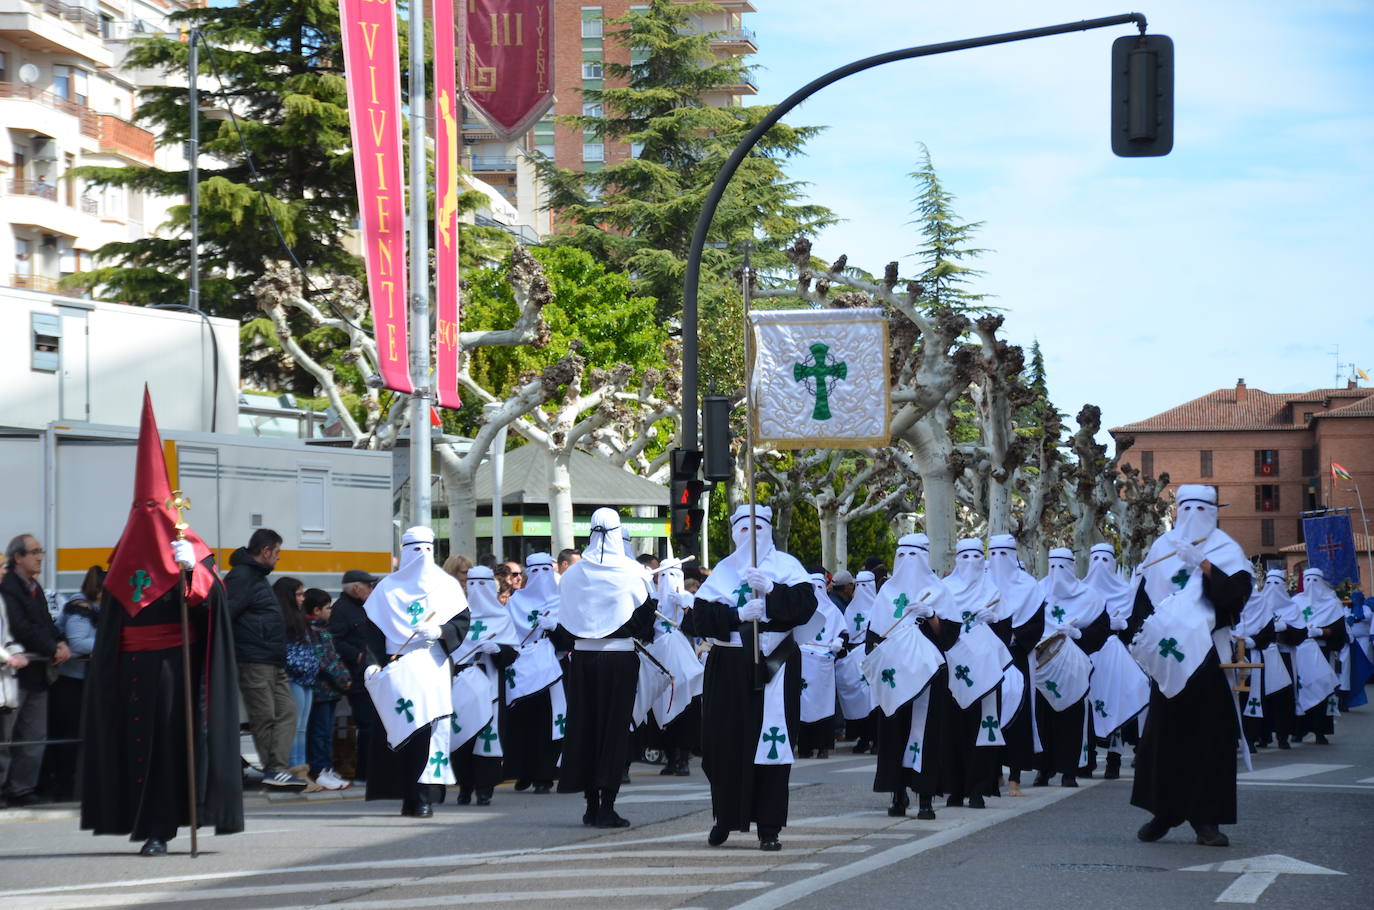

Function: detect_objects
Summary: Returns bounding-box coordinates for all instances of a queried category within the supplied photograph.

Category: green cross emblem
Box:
[429,750,449,777]
[961,610,975,633]
[554,713,567,735]
[1044,680,1062,699]
[908,741,921,760]
[394,697,415,723]
[801,678,809,690]
[450,717,462,735]
[858,674,870,687]
[1157,637,1185,662]
[733,583,753,608]
[527,609,540,626]
[469,620,488,641]
[504,667,516,687]
[954,664,973,687]
[891,593,909,618]
[880,668,896,689]
[406,601,424,625]
[1171,569,1189,589]
[1247,697,1261,712]
[793,342,847,421]
[477,723,499,753]
[1094,699,1108,717]
[1301,606,1314,623]
[761,726,787,760]
[129,569,152,603]
[981,715,1000,742]
[815,630,824,641]
[1050,605,1066,623]
[853,612,866,633]
[662,620,675,634]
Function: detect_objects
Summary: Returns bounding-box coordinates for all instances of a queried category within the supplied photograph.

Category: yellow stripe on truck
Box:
[58,548,392,574]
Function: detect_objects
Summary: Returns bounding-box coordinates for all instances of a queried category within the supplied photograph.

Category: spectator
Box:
[40,566,103,801]
[442,554,472,585]
[477,553,499,570]
[494,562,515,604]
[328,569,382,783]
[277,576,315,775]
[299,589,352,790]
[556,548,581,575]
[864,557,888,590]
[683,575,702,595]
[637,553,660,571]
[1,534,69,807]
[225,529,303,787]
[829,570,855,612]
[503,560,525,591]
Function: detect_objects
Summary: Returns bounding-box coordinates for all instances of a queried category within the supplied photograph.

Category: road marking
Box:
[1235,781,1373,792]
[832,765,880,774]
[1357,776,1374,784]
[727,783,1093,910]
[267,881,773,908]
[1237,762,1352,781]
[818,845,873,853]
[1181,853,1344,904]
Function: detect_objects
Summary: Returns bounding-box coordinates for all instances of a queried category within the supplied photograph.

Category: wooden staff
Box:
[518,615,545,647]
[452,632,498,666]
[166,490,199,859]
[1139,536,1210,572]
[655,610,681,631]
[390,610,437,660]
[878,590,932,640]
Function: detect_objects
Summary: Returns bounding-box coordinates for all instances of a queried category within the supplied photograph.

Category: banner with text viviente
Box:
[462,0,555,142]
[433,0,461,408]
[749,308,891,450]
[340,0,412,393]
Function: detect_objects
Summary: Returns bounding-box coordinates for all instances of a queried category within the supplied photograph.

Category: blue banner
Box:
[1303,513,1360,586]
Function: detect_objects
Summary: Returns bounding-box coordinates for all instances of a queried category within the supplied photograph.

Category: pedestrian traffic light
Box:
[1111,34,1173,157]
[703,394,733,482]
[669,448,705,548]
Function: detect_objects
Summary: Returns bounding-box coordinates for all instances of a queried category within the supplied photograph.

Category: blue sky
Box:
[747,0,1374,441]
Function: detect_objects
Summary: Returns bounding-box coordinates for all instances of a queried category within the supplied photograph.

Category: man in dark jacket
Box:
[1,534,70,807]
[329,569,382,782]
[224,529,301,787]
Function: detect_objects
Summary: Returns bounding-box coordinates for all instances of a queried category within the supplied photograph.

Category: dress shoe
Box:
[853,740,870,754]
[1315,734,1330,745]
[1137,816,1174,842]
[915,799,936,821]
[968,794,986,809]
[759,838,782,852]
[139,838,168,856]
[816,749,829,759]
[887,791,909,817]
[673,759,691,777]
[514,779,531,791]
[594,808,631,828]
[1061,775,1078,788]
[1104,754,1122,780]
[1193,823,1229,847]
[1276,738,1291,750]
[708,825,729,846]
[8,792,44,807]
[476,795,492,807]
[456,788,473,806]
[583,792,600,826]
[1031,772,1050,787]
[412,802,433,818]
[945,795,964,808]
[798,749,814,759]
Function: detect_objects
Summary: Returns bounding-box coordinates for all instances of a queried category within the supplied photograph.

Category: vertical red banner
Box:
[462,0,555,142]
[339,0,413,393]
[433,0,462,409]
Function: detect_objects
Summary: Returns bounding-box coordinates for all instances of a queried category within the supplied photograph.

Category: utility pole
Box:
[188,28,200,314]
[407,0,432,528]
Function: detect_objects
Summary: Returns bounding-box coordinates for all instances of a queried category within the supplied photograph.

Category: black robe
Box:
[80,559,243,842]
[871,618,946,796]
[1239,619,1278,747]
[1035,608,1111,777]
[556,600,657,795]
[364,612,470,804]
[932,616,1001,800]
[502,664,563,786]
[455,644,517,794]
[1005,608,1045,775]
[1264,625,1307,743]
[684,582,817,835]
[1128,565,1250,826]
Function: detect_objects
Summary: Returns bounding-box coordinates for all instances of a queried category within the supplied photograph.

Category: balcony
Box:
[9,273,87,297]
[0,0,114,65]
[97,113,156,164]
[0,81,100,138]
[9,177,58,200]
[469,156,518,173]
[717,76,758,96]
[710,26,757,52]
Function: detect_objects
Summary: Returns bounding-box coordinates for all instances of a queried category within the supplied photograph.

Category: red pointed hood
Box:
[105,388,215,615]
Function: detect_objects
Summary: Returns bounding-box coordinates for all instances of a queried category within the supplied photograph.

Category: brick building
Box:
[1110,379,1374,565]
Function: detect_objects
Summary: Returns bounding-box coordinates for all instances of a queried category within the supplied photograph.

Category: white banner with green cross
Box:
[749,308,891,450]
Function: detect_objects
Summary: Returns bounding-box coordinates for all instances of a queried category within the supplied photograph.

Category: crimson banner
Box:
[433,0,462,409]
[339,0,412,393]
[462,0,555,142]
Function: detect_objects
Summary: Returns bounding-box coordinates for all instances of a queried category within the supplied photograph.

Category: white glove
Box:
[1062,624,1083,640]
[1308,626,1323,640]
[537,612,558,632]
[829,641,843,655]
[738,598,767,623]
[416,624,442,643]
[363,665,381,682]
[1243,636,1256,649]
[1274,619,1288,632]
[745,568,774,595]
[479,640,501,654]
[674,591,696,611]
[912,601,934,620]
[1110,615,1128,632]
[1175,541,1205,571]
[975,607,997,624]
[171,539,195,571]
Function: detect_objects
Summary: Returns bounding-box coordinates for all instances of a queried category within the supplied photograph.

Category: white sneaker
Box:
[317,769,351,790]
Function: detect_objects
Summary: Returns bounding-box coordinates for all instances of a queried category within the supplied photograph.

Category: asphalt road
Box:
[1,706,1369,909]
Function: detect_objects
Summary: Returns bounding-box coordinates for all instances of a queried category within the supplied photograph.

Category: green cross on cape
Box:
[554,713,567,734]
[1044,680,1062,699]
[981,715,1000,741]
[406,601,424,625]
[1157,637,1185,662]
[477,724,499,752]
[129,569,152,603]
[1050,605,1066,623]
[793,342,847,421]
[908,741,920,759]
[429,750,449,777]
[1171,568,1190,589]
[880,668,896,689]
[733,583,753,608]
[394,697,415,722]
[527,609,540,625]
[1094,699,1108,717]
[891,593,909,618]
[504,667,516,687]
[853,612,865,633]
[469,620,488,641]
[954,664,973,687]
[761,726,787,760]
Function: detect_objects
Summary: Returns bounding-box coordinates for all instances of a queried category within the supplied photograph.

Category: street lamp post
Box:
[1344,487,1374,590]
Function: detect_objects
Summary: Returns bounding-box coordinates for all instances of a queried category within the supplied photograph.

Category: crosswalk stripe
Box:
[267,881,773,908]
[1238,763,1352,781]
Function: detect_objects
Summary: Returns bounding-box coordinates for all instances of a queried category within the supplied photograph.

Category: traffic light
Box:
[1111,34,1173,157]
[703,394,733,482]
[669,448,704,550]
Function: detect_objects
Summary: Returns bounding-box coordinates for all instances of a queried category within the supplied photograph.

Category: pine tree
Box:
[909,144,990,311]
[536,0,834,320]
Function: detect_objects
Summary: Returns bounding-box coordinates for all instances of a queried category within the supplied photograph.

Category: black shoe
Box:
[1031,772,1050,787]
[139,838,168,856]
[1315,734,1330,745]
[968,794,986,809]
[456,788,473,806]
[1061,775,1078,788]
[514,779,531,791]
[532,783,552,794]
[7,792,43,807]
[759,838,782,852]
[1104,754,1122,780]
[660,762,677,775]
[708,825,729,846]
[853,740,870,754]
[673,759,691,777]
[887,791,909,817]
[798,749,814,759]
[412,802,433,818]
[1078,766,1094,779]
[945,795,964,808]
[1137,816,1173,842]
[594,808,631,828]
[1277,738,1291,750]
[583,792,600,826]
[816,749,829,759]
[1193,823,1230,847]
[476,794,492,807]
[915,800,936,821]
[621,769,631,784]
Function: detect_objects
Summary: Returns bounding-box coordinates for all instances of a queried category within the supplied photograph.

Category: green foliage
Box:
[536,0,834,321]
[910,144,991,312]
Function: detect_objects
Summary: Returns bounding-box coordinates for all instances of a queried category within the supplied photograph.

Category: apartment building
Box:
[460,0,758,238]
[1,0,189,301]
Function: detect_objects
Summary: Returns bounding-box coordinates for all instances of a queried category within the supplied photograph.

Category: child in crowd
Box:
[303,588,354,790]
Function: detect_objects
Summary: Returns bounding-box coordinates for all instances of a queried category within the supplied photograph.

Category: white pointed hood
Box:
[986,534,1043,626]
[873,533,952,635]
[696,505,810,607]
[557,507,651,638]
[508,552,559,640]
[364,525,467,650]
[1082,542,1135,621]
[1039,547,1105,628]
[1292,568,1344,628]
[464,565,519,645]
[940,538,1000,624]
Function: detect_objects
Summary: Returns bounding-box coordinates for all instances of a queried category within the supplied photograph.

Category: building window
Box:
[581,8,603,38]
[582,61,604,80]
[0,51,8,83]
[533,142,554,160]
[1301,447,1317,476]
[1255,484,1280,513]
[1261,519,1275,548]
[1255,449,1279,477]
[1140,451,1153,478]
[1303,411,1314,423]
[630,141,644,157]
[582,102,603,119]
[1200,450,1213,478]
[582,142,605,162]
[52,64,71,99]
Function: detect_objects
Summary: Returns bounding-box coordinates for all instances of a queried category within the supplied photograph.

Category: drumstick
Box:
[655,610,681,630]
[519,613,547,647]
[1139,536,1210,571]
[879,590,932,640]
[452,632,498,666]
[390,611,437,661]
[649,556,696,575]
[633,639,674,680]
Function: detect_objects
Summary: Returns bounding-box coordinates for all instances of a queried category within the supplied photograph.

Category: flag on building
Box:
[462,0,556,142]
[749,308,890,450]
[1303,512,1360,586]
[1331,462,1353,482]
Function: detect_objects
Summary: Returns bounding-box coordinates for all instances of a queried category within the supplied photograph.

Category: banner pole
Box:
[408,0,432,527]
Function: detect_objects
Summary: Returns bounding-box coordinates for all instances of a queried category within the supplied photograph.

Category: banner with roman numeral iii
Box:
[748,308,890,449]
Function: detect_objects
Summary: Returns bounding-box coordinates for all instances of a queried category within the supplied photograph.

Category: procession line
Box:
[727,780,1097,910]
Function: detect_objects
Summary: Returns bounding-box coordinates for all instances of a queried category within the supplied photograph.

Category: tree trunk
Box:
[819,509,836,572]
[774,497,796,553]
[436,445,480,560]
[834,518,849,572]
[548,449,575,554]
[906,413,957,573]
